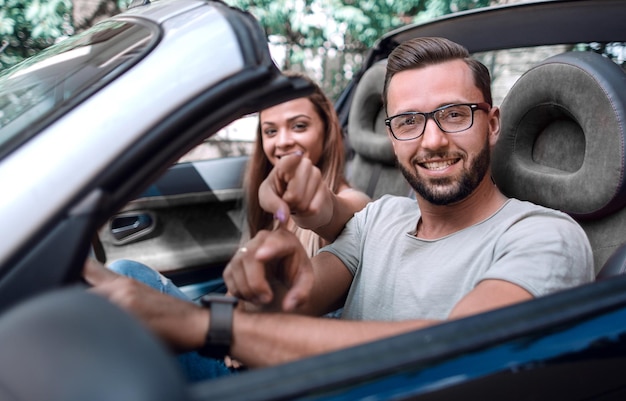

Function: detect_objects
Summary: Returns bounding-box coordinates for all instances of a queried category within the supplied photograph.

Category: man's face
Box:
[385,60,500,206]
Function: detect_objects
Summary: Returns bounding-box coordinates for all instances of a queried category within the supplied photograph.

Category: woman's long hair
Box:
[243,71,347,256]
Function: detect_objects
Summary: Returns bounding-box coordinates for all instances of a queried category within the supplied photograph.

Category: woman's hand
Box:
[259,153,333,229]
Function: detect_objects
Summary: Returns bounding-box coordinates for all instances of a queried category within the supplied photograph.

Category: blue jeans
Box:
[108,260,236,382]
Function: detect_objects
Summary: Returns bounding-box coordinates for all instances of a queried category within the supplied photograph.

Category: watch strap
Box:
[198,294,238,359]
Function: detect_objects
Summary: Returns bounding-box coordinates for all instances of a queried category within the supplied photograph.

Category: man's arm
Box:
[230,310,436,367]
[230,277,533,367]
[448,279,533,319]
[85,261,433,367]
[84,257,535,368]
[83,259,209,352]
[223,228,536,366]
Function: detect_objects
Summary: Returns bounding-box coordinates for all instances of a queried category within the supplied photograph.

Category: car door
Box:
[97,119,257,298]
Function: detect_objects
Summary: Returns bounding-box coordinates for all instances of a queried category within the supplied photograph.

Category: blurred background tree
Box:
[0,0,126,69]
[0,0,491,95]
[0,0,73,67]
[224,0,490,98]
[0,0,127,69]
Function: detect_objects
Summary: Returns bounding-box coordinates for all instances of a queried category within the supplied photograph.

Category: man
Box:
[85,37,594,371]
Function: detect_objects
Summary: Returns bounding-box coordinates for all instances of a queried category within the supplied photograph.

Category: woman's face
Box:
[260,97,325,166]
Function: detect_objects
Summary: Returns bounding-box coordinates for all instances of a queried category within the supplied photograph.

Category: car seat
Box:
[347,61,412,199]
[491,51,626,275]
[596,242,626,278]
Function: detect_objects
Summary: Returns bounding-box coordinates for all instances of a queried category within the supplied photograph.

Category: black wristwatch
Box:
[198,293,239,359]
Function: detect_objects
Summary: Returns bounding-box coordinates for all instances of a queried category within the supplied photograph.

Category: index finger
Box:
[254,228,315,311]
[273,151,304,182]
[259,152,304,224]
[259,176,291,224]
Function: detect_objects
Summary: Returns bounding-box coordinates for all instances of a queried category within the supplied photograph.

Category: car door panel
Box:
[98,156,248,280]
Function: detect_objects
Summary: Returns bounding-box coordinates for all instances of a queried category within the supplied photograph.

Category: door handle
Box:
[110,212,155,242]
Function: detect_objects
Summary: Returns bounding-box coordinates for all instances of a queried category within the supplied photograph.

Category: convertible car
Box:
[0,0,625,400]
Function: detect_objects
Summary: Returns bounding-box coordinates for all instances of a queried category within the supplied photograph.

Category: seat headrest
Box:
[492,51,626,220]
[348,61,396,165]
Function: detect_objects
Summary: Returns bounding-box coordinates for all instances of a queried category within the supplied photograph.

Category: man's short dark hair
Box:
[382,37,492,112]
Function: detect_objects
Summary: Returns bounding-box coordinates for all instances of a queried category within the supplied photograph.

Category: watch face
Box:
[201,294,239,305]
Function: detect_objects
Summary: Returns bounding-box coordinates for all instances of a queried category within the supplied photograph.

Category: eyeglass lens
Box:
[390,104,475,140]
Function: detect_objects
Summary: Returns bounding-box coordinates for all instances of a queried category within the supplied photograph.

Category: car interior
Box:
[346,60,412,199]
[347,48,626,278]
[97,156,249,298]
[491,50,626,276]
[1,38,625,400]
[94,43,626,297]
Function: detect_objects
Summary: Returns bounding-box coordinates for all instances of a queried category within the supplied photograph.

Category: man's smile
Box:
[418,158,460,171]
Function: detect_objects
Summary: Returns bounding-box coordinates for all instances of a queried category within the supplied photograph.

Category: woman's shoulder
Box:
[337,184,372,206]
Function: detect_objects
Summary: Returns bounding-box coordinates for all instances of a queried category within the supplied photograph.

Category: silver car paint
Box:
[0,2,244,266]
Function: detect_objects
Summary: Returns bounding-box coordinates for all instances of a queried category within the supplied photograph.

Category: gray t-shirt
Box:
[320,196,594,321]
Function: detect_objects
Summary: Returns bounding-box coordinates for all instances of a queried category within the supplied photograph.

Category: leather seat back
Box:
[492,51,626,274]
[347,61,411,199]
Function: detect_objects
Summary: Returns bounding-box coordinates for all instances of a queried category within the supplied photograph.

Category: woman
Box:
[109,72,369,301]
[243,71,370,256]
[102,72,370,381]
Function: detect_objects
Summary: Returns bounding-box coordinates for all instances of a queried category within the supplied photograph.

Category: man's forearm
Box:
[229,311,438,368]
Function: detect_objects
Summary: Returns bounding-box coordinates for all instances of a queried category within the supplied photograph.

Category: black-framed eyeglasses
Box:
[384,103,491,141]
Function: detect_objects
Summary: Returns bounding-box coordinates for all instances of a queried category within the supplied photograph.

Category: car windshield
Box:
[0,19,158,154]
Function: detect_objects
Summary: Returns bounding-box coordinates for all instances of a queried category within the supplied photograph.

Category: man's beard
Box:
[398,138,491,206]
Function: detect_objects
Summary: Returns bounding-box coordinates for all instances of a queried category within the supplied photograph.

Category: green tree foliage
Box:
[0,0,129,69]
[0,0,73,68]
[225,0,490,98]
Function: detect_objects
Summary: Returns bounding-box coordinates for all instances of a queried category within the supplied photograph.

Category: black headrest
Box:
[492,51,626,220]
[0,288,190,401]
[348,61,396,165]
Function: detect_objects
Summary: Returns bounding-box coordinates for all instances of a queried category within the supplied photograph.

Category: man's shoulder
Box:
[354,194,418,225]
[369,194,416,208]
[501,198,587,237]
[504,198,574,220]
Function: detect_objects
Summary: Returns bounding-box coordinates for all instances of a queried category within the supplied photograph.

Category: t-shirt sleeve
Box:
[482,210,594,296]
[319,203,369,276]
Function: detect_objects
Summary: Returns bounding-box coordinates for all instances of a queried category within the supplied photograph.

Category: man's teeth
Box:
[422,160,454,170]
